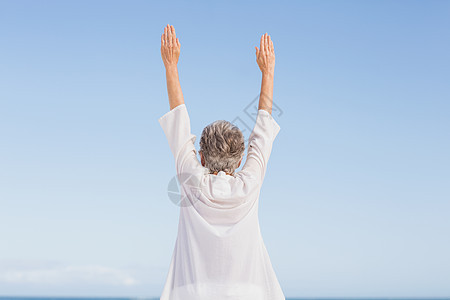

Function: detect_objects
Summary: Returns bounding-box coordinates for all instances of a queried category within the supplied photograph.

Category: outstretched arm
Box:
[161,24,184,110]
[255,33,275,114]
[235,33,279,184]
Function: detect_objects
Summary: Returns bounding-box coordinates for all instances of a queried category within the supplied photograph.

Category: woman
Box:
[159,24,284,300]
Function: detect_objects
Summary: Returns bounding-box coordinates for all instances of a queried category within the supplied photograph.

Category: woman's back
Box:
[158,105,284,300]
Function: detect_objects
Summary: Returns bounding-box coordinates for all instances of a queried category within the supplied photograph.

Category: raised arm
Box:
[255,33,275,114]
[161,24,184,110]
[235,33,279,184]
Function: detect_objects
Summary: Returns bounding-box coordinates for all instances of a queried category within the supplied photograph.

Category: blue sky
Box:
[0,0,449,297]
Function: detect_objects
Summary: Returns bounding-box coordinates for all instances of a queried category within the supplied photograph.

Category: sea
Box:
[0,297,449,300]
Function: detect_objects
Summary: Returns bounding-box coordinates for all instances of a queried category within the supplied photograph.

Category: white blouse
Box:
[158,103,284,300]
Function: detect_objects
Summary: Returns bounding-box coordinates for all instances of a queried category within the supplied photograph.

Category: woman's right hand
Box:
[255,33,275,75]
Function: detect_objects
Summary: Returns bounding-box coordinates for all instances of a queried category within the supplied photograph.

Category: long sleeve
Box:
[158,104,205,178]
[238,109,281,184]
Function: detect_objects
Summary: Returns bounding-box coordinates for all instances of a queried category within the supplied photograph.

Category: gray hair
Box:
[199,120,245,174]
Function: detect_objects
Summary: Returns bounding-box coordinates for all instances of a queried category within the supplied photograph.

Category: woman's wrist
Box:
[261,70,274,78]
[165,64,178,72]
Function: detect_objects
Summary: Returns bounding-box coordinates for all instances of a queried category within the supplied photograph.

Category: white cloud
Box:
[0,259,139,286]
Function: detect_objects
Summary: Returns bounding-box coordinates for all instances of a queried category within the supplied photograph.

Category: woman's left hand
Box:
[161,24,180,68]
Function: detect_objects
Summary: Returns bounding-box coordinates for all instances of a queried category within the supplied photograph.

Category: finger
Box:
[167,24,171,45]
[261,34,265,53]
[164,26,168,46]
[167,25,172,47]
[176,37,180,48]
[255,46,259,56]
[161,33,164,46]
[265,33,270,52]
[270,39,274,53]
[171,25,176,47]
